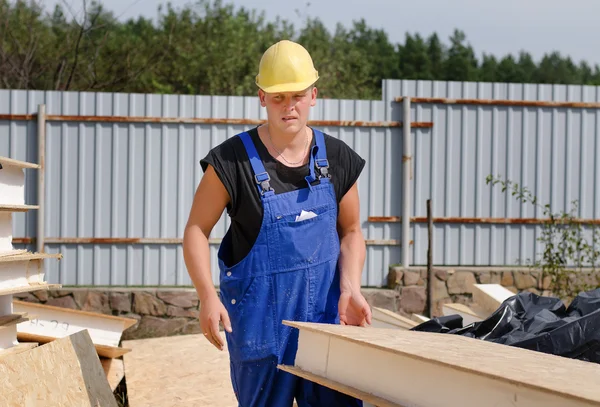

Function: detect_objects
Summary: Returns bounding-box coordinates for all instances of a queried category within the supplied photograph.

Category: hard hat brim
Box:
[256,79,318,94]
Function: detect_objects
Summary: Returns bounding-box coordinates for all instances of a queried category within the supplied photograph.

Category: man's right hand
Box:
[199,293,232,351]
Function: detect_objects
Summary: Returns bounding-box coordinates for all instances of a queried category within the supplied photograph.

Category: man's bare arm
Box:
[182,164,232,349]
[336,182,371,326]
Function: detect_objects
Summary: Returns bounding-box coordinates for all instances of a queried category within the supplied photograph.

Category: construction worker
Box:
[183,39,371,406]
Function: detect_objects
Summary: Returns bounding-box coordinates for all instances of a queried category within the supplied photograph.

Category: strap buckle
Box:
[254,172,274,195]
[315,158,330,179]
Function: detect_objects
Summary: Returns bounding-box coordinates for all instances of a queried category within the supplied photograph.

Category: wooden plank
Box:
[280,321,600,407]
[0,204,38,212]
[442,303,488,325]
[0,250,26,257]
[0,313,28,327]
[371,307,418,330]
[0,252,62,263]
[0,156,40,169]
[101,357,125,392]
[472,284,516,314]
[0,330,117,406]
[0,283,61,297]
[122,333,237,407]
[411,314,430,323]
[279,365,402,407]
[14,300,137,348]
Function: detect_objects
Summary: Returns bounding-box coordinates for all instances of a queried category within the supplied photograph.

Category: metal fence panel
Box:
[384,79,600,267]
[2,79,599,287]
[0,89,400,287]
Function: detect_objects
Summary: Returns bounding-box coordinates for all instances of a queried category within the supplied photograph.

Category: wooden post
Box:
[427,199,433,317]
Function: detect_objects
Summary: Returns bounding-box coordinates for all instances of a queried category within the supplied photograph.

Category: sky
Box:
[39,0,600,66]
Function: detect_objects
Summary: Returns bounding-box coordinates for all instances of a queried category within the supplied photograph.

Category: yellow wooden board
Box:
[0,156,40,169]
[0,330,117,406]
[0,251,62,263]
[123,333,237,407]
[0,204,39,212]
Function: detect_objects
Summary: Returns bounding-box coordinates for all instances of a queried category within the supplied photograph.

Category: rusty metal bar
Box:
[44,115,434,128]
[368,216,600,225]
[396,96,600,109]
[0,114,36,121]
[13,237,406,246]
[0,112,435,128]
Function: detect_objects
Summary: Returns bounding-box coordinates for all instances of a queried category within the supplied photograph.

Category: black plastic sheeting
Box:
[410,288,600,363]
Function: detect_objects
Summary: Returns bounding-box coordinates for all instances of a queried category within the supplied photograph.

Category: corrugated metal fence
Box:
[1,79,599,288]
[383,80,600,268]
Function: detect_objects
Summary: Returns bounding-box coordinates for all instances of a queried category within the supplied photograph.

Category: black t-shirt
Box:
[200,126,366,268]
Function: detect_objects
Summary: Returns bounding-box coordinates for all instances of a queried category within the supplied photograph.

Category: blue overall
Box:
[218,129,363,407]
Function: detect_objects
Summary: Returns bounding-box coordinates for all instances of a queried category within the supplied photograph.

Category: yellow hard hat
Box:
[255,40,319,93]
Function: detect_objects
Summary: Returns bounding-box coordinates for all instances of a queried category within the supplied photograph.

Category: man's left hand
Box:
[338,288,372,327]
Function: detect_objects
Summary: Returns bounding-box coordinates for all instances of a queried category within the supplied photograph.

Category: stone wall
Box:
[13,267,599,341]
[386,266,600,318]
[14,288,203,341]
[13,286,404,340]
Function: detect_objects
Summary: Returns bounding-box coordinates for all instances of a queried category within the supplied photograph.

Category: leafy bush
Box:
[486,175,600,301]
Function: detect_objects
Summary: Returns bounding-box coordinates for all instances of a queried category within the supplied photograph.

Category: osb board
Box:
[123,333,237,407]
[283,321,600,405]
[0,342,38,360]
[17,332,131,358]
[0,156,40,169]
[279,365,400,407]
[0,204,39,212]
[0,330,117,407]
[0,251,62,263]
[101,357,125,391]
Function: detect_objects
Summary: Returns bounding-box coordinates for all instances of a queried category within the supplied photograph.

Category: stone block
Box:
[73,291,111,315]
[434,269,448,281]
[167,305,200,318]
[432,277,449,301]
[157,291,199,309]
[514,272,536,290]
[403,270,422,286]
[31,289,49,302]
[399,286,426,314]
[133,292,167,316]
[447,271,477,294]
[109,292,132,313]
[501,271,514,287]
[362,289,399,311]
[46,295,78,310]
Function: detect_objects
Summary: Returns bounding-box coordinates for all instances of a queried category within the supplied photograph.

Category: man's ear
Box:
[310,86,318,107]
[258,89,267,107]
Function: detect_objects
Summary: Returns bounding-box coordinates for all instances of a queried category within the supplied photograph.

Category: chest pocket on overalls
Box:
[268,202,337,270]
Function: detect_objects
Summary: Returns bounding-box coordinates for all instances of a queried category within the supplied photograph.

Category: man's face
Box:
[259,86,317,134]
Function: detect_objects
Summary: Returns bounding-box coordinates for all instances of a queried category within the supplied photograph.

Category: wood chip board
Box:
[0,330,117,406]
[281,321,600,407]
[123,333,237,407]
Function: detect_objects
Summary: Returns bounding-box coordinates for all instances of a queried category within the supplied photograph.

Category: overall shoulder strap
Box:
[305,128,331,186]
[238,131,274,197]
[312,128,330,179]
